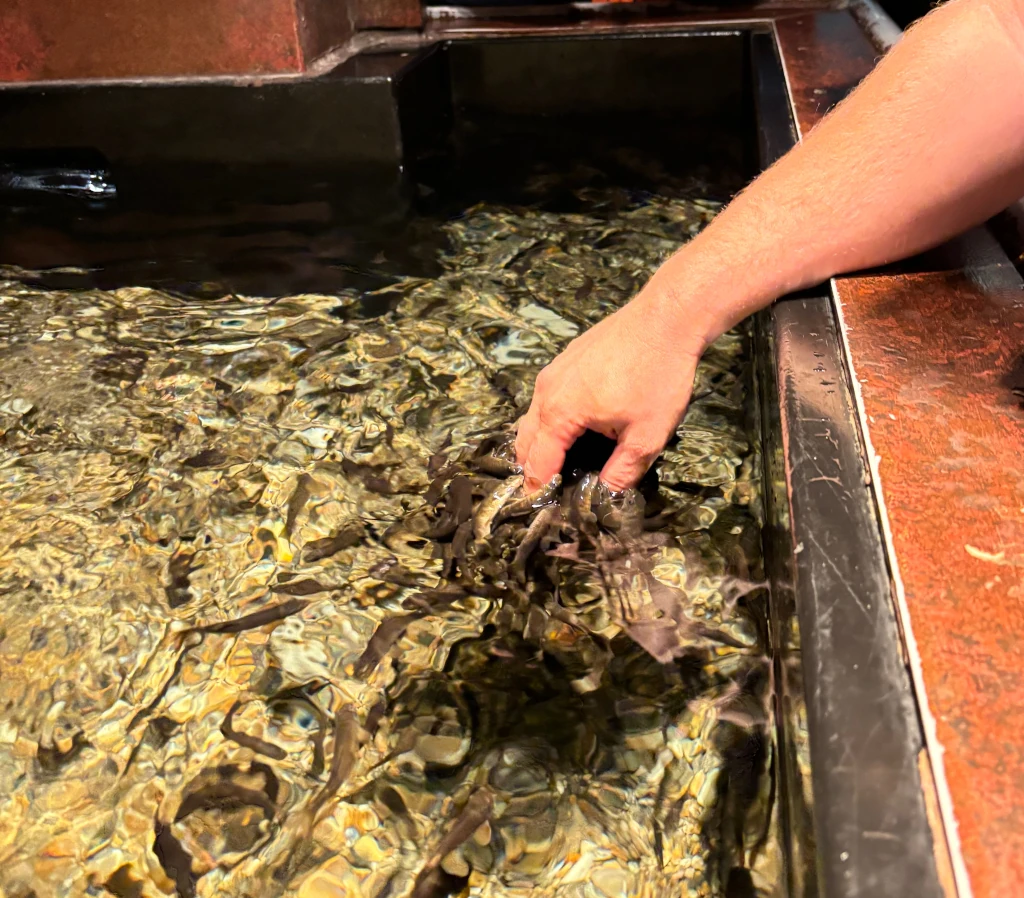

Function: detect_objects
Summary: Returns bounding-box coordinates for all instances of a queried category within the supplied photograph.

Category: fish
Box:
[194,598,310,634]
[472,475,524,540]
[221,698,288,760]
[301,524,364,562]
[0,177,776,898]
[513,503,561,583]
[412,787,495,895]
[353,613,424,679]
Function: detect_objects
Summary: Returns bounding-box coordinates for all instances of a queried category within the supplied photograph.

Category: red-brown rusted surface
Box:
[296,0,421,63]
[0,0,306,81]
[833,272,1024,897]
[773,11,879,130]
[349,0,423,30]
[0,0,430,82]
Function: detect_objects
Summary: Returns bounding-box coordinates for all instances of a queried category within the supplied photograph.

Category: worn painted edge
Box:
[918,748,961,898]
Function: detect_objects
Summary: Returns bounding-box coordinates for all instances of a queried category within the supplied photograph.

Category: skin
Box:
[516,0,1024,491]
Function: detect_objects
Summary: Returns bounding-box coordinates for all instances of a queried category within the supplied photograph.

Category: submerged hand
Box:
[521,0,1024,492]
[515,280,707,492]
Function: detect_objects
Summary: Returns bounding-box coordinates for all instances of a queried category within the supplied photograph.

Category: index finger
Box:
[516,406,582,491]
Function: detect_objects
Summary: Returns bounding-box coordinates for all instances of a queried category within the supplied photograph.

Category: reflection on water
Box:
[0,179,781,897]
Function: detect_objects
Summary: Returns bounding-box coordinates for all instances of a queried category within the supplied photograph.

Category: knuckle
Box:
[534,366,554,392]
[536,402,560,432]
[540,401,578,438]
[622,444,650,466]
[622,435,660,465]
[515,414,537,447]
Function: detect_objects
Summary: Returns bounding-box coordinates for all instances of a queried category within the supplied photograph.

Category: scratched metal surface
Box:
[772,11,879,135]
[0,182,781,897]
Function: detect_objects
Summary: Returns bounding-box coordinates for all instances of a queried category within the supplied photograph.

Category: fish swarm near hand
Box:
[0,180,782,898]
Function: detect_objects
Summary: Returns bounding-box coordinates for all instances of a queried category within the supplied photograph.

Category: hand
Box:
[515,276,708,492]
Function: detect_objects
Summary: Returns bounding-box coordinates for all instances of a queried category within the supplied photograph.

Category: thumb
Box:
[599,423,671,492]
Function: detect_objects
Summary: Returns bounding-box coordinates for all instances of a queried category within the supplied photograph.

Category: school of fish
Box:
[0,182,783,898]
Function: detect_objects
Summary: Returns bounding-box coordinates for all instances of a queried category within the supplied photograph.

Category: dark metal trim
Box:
[752,30,944,898]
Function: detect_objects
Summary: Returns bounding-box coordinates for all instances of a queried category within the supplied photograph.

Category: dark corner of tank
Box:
[394,30,761,211]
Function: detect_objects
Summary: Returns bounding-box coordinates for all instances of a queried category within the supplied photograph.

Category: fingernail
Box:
[598,476,626,494]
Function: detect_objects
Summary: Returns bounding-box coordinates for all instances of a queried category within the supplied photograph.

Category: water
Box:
[0,162,781,897]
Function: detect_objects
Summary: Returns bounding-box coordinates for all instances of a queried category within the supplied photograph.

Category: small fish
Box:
[353,613,423,678]
[311,705,361,817]
[175,781,277,821]
[181,448,230,469]
[364,699,388,737]
[341,457,393,494]
[153,822,198,898]
[424,473,449,506]
[473,454,522,477]
[412,788,495,896]
[473,475,524,540]
[368,556,423,587]
[567,473,600,535]
[427,432,454,477]
[575,275,594,302]
[401,585,469,613]
[165,547,198,609]
[285,473,317,537]
[273,578,332,596]
[513,504,561,583]
[424,475,473,539]
[595,486,645,537]
[221,699,287,761]
[194,598,309,635]
[450,519,475,582]
[268,686,328,776]
[302,524,363,562]
[497,474,561,523]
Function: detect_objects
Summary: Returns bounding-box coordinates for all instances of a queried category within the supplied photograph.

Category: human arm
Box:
[515,0,1024,491]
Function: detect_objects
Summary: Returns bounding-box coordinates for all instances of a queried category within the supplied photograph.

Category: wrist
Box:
[644,191,821,347]
[640,244,772,351]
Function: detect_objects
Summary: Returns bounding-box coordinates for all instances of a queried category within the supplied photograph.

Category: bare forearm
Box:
[653,0,1024,341]
[517,0,1024,489]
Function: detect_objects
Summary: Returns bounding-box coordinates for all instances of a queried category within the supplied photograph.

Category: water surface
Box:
[0,164,780,897]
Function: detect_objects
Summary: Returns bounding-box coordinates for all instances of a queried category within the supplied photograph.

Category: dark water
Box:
[0,142,784,897]
[0,115,746,298]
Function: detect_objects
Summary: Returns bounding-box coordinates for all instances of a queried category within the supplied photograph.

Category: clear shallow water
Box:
[0,177,781,897]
